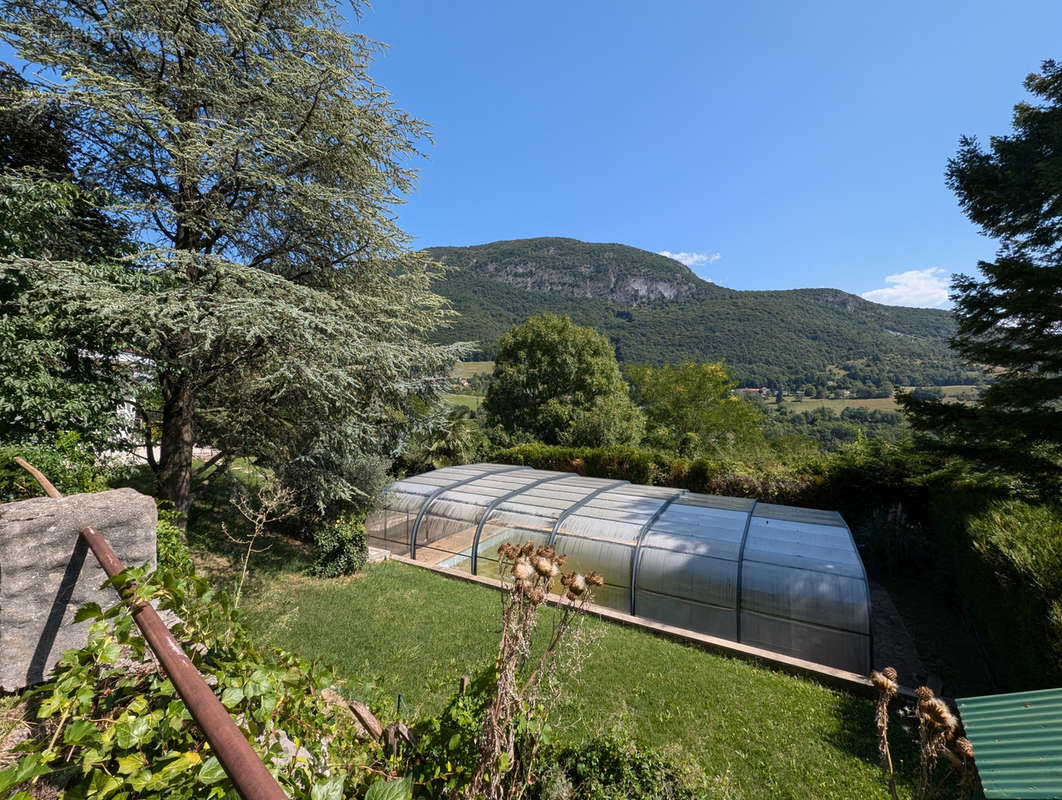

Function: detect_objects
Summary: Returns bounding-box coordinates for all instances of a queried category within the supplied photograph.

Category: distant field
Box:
[779,384,981,415]
[781,396,900,413]
[442,392,481,411]
[450,360,494,378]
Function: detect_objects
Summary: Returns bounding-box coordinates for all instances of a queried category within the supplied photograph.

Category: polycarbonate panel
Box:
[635,548,739,608]
[739,611,871,673]
[550,534,633,611]
[742,517,864,577]
[753,503,847,527]
[365,508,415,555]
[424,470,567,571]
[740,561,870,633]
[636,591,737,639]
[413,468,535,566]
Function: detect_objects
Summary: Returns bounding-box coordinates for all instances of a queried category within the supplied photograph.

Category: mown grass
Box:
[242,560,921,799]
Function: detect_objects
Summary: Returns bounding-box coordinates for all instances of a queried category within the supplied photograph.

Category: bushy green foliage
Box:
[0,432,107,502]
[930,492,1062,688]
[535,732,700,800]
[627,360,766,456]
[156,504,193,576]
[483,314,645,447]
[0,567,374,799]
[769,406,907,450]
[0,67,135,452]
[491,437,934,534]
[409,671,492,798]
[310,515,369,579]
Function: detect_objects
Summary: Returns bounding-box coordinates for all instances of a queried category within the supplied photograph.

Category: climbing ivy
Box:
[0,565,385,799]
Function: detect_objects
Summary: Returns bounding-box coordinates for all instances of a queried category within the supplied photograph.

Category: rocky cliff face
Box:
[428,238,703,306]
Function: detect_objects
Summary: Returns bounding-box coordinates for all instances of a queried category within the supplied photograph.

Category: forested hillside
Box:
[428,237,968,391]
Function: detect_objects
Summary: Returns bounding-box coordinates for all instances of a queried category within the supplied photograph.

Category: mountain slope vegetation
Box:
[428,237,968,390]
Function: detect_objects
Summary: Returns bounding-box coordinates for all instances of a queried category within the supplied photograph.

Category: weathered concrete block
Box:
[0,488,157,692]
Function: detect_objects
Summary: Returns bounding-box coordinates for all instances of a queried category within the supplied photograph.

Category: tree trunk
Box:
[157,373,196,529]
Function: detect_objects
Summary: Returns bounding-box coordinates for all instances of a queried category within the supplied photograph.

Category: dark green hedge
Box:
[488,439,928,527]
[930,487,1062,690]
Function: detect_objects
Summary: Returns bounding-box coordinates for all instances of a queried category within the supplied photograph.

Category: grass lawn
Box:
[242,560,922,799]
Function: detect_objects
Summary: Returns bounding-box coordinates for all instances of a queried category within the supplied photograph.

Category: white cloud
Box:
[659,250,721,269]
[861,268,951,308]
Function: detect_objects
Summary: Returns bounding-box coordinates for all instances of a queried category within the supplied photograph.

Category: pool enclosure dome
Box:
[366,464,871,674]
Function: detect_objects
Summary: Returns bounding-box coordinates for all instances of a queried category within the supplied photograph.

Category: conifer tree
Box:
[1,1,459,522]
[899,60,1062,487]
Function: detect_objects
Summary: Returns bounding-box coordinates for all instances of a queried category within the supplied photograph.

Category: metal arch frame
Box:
[470,473,573,575]
[628,489,687,616]
[732,499,759,644]
[408,465,530,559]
[546,479,630,546]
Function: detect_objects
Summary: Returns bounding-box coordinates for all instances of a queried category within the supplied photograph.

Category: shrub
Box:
[949,498,1062,688]
[156,503,193,576]
[310,515,369,578]
[0,432,107,502]
[535,732,700,800]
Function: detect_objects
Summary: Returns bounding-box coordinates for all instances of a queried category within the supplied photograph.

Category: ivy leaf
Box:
[220,687,244,708]
[364,776,412,800]
[62,718,99,745]
[73,602,103,622]
[197,755,227,785]
[0,753,49,793]
[309,774,346,800]
[116,754,146,775]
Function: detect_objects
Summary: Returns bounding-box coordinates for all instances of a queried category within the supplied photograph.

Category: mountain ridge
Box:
[425,237,966,391]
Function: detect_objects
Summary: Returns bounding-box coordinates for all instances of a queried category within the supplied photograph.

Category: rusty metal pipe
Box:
[80,526,290,800]
[13,457,288,800]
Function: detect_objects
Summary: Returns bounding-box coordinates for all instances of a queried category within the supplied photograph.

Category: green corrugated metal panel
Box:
[957,687,1062,799]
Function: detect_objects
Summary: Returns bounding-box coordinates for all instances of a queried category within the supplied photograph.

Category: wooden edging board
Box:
[389,554,915,700]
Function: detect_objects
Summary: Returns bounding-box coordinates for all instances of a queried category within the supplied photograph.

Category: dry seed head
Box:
[882,666,898,682]
[586,571,604,587]
[512,558,534,581]
[568,574,586,596]
[557,554,568,566]
[528,588,545,605]
[915,686,935,702]
[871,671,898,696]
[498,543,519,560]
[537,545,555,559]
[923,698,958,736]
[532,556,554,577]
[955,737,974,759]
[520,542,535,557]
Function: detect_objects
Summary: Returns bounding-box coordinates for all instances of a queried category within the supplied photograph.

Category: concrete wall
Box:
[0,488,156,692]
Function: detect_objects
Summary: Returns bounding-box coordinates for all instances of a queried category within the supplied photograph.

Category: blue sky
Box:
[350,0,1062,306]
[4,2,1059,307]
